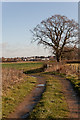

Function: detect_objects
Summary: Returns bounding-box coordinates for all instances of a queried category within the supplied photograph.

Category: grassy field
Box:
[29,73,69,119]
[2,62,43,70]
[2,62,43,118]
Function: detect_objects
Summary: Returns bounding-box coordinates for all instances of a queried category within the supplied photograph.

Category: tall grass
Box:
[2,62,43,94]
[2,68,26,95]
[2,62,43,117]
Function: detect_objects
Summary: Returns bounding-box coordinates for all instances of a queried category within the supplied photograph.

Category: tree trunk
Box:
[56,56,60,62]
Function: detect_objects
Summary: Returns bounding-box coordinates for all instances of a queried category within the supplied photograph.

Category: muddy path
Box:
[8,75,46,119]
[53,75,80,119]
[8,73,80,119]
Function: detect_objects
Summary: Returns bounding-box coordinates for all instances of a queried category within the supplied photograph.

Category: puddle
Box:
[70,89,73,91]
[21,113,29,118]
[31,76,36,78]
[36,88,40,90]
[37,84,45,87]
[26,105,34,110]
[72,94,76,97]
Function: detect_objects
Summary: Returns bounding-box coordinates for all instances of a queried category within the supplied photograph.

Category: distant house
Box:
[1,55,56,62]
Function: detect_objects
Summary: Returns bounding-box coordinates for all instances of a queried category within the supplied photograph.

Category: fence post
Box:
[78,65,79,73]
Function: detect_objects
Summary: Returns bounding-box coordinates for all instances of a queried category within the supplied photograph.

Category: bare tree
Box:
[31,15,78,62]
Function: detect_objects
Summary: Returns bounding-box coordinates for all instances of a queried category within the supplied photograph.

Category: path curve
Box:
[54,75,80,119]
[8,75,46,118]
[8,74,80,119]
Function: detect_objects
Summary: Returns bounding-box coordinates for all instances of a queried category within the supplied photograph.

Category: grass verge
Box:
[66,75,80,95]
[49,71,80,96]
[2,75,37,118]
[29,74,69,119]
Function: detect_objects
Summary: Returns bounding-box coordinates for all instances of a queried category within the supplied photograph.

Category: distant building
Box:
[1,55,56,62]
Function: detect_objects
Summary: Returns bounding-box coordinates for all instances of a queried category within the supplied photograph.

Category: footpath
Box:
[8,75,46,118]
[54,75,80,119]
[8,70,80,119]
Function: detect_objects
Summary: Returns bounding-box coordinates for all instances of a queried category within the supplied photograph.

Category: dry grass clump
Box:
[46,63,80,78]
[58,65,75,75]
[2,68,26,94]
[58,64,80,78]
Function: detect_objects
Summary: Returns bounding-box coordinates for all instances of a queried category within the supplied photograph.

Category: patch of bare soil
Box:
[8,75,46,119]
[54,75,80,119]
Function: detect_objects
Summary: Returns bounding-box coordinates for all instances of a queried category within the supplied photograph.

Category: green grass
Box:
[2,62,43,118]
[53,71,80,95]
[66,75,80,95]
[2,76,37,118]
[47,71,80,96]
[2,62,43,71]
[29,74,69,119]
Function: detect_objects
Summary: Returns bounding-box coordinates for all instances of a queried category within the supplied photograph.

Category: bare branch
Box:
[30,14,78,62]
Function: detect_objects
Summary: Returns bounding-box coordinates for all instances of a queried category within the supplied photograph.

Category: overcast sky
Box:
[2,2,78,57]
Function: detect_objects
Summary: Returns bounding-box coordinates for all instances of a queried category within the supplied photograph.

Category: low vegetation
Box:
[29,74,69,119]
[2,61,80,118]
[66,75,80,95]
[2,62,43,118]
[2,68,26,93]
[2,76,37,118]
[51,66,80,96]
[46,62,80,95]
[59,64,80,95]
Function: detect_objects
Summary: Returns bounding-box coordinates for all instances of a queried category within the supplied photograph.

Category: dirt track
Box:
[8,75,46,118]
[54,75,80,119]
[8,74,80,119]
